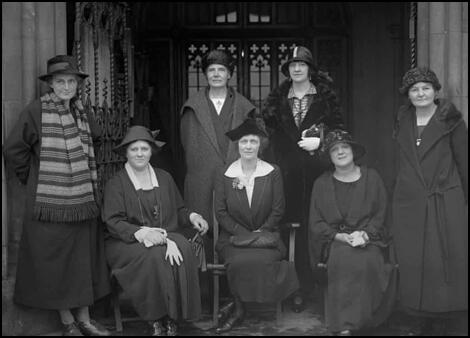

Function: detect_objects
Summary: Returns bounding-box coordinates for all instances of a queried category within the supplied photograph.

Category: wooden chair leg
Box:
[112,289,123,333]
[276,301,282,325]
[213,274,220,328]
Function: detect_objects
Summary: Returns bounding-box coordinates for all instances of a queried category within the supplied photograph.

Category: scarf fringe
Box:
[34,202,99,223]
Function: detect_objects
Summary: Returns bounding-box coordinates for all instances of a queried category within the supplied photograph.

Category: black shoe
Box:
[292,294,305,313]
[77,320,111,336]
[217,300,235,321]
[62,322,83,336]
[215,311,244,334]
[164,317,177,336]
[152,320,167,336]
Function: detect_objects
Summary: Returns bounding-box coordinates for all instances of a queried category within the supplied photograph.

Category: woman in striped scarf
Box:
[4,55,110,336]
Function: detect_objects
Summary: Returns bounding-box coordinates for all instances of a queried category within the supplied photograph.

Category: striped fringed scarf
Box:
[34,92,99,222]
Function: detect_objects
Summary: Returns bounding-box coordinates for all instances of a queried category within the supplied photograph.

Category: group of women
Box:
[4,46,467,337]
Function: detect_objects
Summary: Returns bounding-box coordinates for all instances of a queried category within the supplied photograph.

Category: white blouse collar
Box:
[125,162,159,190]
[224,159,274,178]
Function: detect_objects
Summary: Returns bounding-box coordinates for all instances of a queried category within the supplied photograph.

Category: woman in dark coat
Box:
[392,67,468,335]
[261,46,344,305]
[214,118,299,333]
[102,126,209,336]
[309,130,395,336]
[3,55,110,336]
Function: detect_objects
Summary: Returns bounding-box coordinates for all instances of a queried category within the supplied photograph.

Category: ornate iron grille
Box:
[74,2,133,203]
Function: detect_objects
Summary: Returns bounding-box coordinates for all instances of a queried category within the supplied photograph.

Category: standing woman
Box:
[261,46,344,305]
[392,67,468,335]
[3,55,111,336]
[214,118,299,333]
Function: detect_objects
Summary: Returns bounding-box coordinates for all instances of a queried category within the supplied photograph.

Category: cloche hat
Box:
[225,118,268,141]
[323,129,366,160]
[201,49,234,75]
[399,67,442,95]
[281,46,316,77]
[38,55,88,81]
[113,125,166,155]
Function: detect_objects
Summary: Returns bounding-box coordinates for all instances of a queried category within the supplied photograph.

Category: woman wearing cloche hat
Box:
[392,67,468,335]
[309,129,395,336]
[3,55,111,336]
[261,45,345,308]
[102,125,209,336]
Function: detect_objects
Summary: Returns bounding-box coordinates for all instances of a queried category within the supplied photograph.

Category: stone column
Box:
[417,2,468,124]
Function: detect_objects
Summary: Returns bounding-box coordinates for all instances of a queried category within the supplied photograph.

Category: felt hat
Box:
[201,49,234,75]
[281,46,316,77]
[225,118,268,141]
[113,125,166,155]
[323,129,366,160]
[38,55,88,81]
[399,67,441,95]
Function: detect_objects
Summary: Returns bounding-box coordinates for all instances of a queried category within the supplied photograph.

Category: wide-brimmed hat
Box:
[323,129,366,160]
[201,49,234,75]
[399,67,442,95]
[281,46,316,77]
[226,118,268,141]
[38,55,89,82]
[113,125,166,155]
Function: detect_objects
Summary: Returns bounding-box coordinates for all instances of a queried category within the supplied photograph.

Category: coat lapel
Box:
[279,97,301,142]
[345,166,368,225]
[417,112,450,161]
[396,109,426,186]
[250,176,268,222]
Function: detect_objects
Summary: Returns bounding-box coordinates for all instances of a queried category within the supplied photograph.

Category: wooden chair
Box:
[206,209,299,327]
[110,272,141,333]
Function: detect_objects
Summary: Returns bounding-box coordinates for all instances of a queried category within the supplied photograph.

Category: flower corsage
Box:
[232,177,245,190]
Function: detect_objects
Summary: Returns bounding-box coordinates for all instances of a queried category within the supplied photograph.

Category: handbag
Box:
[230,231,279,248]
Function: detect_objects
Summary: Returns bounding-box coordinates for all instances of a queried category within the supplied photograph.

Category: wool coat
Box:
[392,99,468,313]
[214,160,299,302]
[3,98,109,310]
[102,167,201,320]
[309,167,395,332]
[180,87,256,227]
[261,79,344,287]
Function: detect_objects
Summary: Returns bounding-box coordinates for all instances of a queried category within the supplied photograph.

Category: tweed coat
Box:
[392,99,468,313]
[180,87,256,228]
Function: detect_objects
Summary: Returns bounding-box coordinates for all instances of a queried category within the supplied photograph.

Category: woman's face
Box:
[49,74,79,101]
[289,61,310,83]
[408,81,437,108]
[206,64,230,88]
[126,140,152,171]
[238,134,260,160]
[329,142,354,168]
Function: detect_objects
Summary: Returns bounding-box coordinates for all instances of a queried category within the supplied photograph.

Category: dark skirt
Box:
[105,232,201,321]
[326,241,396,332]
[14,218,110,310]
[220,245,299,303]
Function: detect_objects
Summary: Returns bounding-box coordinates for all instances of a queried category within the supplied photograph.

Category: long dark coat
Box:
[3,99,110,310]
[180,88,256,228]
[309,167,395,332]
[392,99,468,313]
[214,161,299,302]
[102,167,201,320]
[261,79,344,287]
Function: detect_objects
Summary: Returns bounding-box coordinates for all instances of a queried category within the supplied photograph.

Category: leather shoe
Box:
[215,311,244,334]
[152,320,167,336]
[77,320,111,336]
[164,317,177,336]
[217,300,235,321]
[337,330,352,336]
[62,322,83,336]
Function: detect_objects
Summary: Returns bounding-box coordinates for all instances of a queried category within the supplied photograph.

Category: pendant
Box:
[153,205,160,219]
[416,138,421,146]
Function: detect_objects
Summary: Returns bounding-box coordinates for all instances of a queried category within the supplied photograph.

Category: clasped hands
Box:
[335,230,369,247]
[134,227,183,266]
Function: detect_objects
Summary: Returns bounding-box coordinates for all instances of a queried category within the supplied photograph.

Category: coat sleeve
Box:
[363,169,388,241]
[102,175,140,243]
[451,120,468,203]
[3,101,40,184]
[258,167,285,232]
[180,107,193,153]
[214,169,252,236]
[164,170,192,228]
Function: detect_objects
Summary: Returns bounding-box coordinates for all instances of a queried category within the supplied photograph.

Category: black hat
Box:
[113,125,166,155]
[201,50,234,75]
[399,67,442,95]
[281,46,316,77]
[38,55,88,81]
[225,118,268,141]
[323,129,366,160]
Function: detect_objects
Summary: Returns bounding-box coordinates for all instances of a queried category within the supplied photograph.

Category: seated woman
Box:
[102,125,209,336]
[214,118,299,333]
[308,130,395,336]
